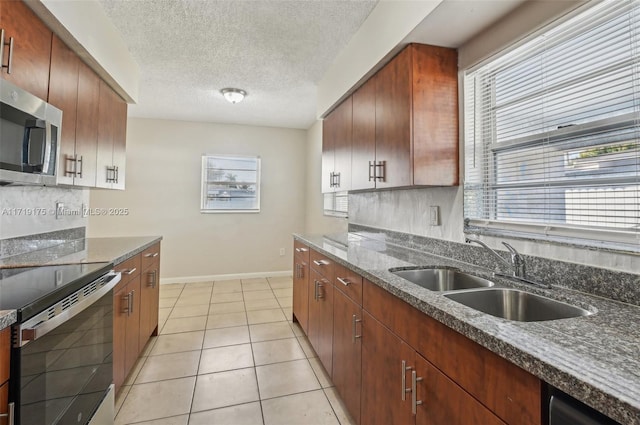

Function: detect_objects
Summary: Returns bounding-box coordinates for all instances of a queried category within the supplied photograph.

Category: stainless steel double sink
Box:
[390,267,592,322]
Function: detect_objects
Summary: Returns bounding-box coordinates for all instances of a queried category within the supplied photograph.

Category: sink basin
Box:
[390,268,495,291]
[444,288,592,322]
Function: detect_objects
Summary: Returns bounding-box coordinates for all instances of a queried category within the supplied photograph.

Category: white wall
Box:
[304,121,348,234]
[88,118,307,281]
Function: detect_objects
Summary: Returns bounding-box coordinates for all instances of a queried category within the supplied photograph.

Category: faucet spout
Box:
[465,237,526,278]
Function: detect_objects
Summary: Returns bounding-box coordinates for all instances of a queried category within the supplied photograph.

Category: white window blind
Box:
[464,0,640,250]
[201,155,261,213]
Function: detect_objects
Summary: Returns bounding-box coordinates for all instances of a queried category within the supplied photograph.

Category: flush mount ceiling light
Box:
[221,88,246,104]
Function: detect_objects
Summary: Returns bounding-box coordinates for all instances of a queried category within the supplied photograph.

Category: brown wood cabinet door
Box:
[412,45,459,186]
[414,354,506,425]
[375,47,413,189]
[293,256,309,332]
[317,275,333,375]
[0,0,52,100]
[322,111,336,193]
[113,282,129,394]
[74,61,100,187]
[361,311,414,425]
[0,381,8,425]
[96,80,116,188]
[111,93,127,190]
[332,289,362,424]
[125,276,141,375]
[139,262,160,344]
[48,35,79,186]
[351,76,376,190]
[308,267,334,373]
[332,96,352,192]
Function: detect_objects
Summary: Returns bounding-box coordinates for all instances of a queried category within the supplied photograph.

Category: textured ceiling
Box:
[98,0,378,129]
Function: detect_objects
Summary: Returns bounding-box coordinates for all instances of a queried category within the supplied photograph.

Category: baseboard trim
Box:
[160,270,293,285]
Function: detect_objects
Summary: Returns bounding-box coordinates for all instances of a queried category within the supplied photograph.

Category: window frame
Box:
[462,0,640,253]
[200,154,261,214]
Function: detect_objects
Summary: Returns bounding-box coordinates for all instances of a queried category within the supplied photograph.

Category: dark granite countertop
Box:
[294,232,640,425]
[0,236,162,268]
[0,310,16,330]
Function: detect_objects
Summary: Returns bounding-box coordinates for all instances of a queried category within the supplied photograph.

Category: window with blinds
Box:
[464,0,640,250]
[201,155,261,213]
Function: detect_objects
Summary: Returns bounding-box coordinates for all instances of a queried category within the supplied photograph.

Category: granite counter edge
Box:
[0,310,16,330]
[109,237,163,265]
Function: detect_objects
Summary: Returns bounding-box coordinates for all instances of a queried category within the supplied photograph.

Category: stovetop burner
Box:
[0,262,113,322]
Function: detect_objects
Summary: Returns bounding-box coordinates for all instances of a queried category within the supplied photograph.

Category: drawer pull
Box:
[295,247,308,253]
[0,402,15,425]
[313,260,329,266]
[352,314,362,343]
[411,370,423,415]
[337,277,350,286]
[402,360,412,401]
[144,252,159,258]
[124,267,137,275]
[148,270,157,288]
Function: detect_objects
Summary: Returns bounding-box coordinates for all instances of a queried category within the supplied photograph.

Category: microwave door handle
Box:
[21,119,46,169]
[41,121,53,174]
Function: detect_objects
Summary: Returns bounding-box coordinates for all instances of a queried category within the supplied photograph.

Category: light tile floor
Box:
[115,277,356,425]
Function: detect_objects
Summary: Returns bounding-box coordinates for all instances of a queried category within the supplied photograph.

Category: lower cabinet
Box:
[293,252,309,332]
[293,242,543,425]
[308,269,334,375]
[332,288,362,424]
[113,243,162,394]
[0,327,9,425]
[113,269,141,394]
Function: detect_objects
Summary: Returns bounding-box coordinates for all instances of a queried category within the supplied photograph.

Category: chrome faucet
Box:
[465,238,526,278]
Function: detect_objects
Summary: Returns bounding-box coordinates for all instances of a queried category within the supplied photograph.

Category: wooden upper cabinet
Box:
[411,44,459,186]
[322,96,352,193]
[351,76,376,190]
[0,0,52,100]
[74,62,101,187]
[376,44,459,188]
[375,47,413,189]
[49,35,80,186]
[96,80,128,189]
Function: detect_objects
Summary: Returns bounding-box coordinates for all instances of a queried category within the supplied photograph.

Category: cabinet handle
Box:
[352,314,362,343]
[313,260,329,266]
[317,281,324,299]
[122,294,130,315]
[336,277,350,286]
[129,290,135,314]
[295,247,308,253]
[1,29,14,74]
[368,161,375,181]
[148,270,157,288]
[115,166,119,184]
[329,172,334,188]
[122,267,137,275]
[64,155,77,176]
[335,172,341,188]
[77,155,83,178]
[402,360,412,401]
[106,166,117,183]
[299,264,304,279]
[0,401,15,425]
[314,280,319,301]
[411,370,423,415]
[144,252,159,258]
[375,161,386,182]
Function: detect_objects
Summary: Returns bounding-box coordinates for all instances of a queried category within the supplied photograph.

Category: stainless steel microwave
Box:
[0,79,62,185]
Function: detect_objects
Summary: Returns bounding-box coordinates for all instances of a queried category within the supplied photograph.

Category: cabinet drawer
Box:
[115,255,141,285]
[363,280,541,425]
[294,240,310,262]
[141,243,161,271]
[310,250,334,281]
[334,263,362,306]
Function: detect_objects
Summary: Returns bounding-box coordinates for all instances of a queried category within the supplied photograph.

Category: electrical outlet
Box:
[429,206,440,226]
[279,248,285,256]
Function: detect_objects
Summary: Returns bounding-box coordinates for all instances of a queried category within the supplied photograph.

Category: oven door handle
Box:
[18,272,122,347]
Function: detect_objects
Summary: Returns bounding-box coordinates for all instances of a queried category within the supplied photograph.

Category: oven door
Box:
[11,272,120,425]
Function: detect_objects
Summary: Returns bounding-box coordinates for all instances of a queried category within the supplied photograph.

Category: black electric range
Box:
[0,262,114,322]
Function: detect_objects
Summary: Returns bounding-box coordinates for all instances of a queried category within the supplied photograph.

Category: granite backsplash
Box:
[349,224,640,307]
